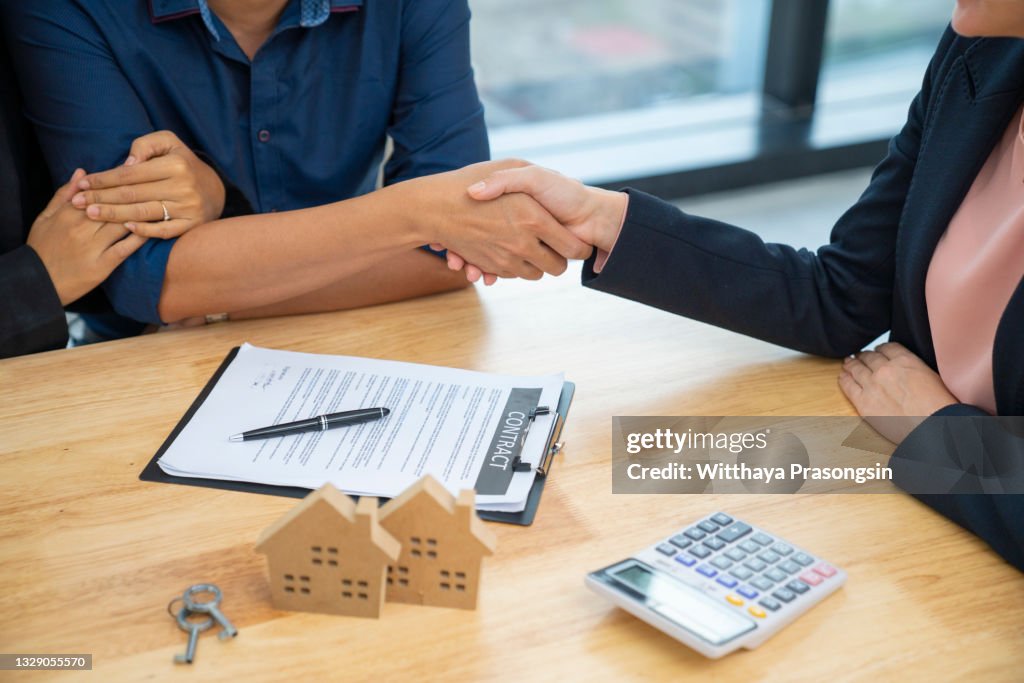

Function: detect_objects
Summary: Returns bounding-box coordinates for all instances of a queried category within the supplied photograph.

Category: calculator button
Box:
[772,542,793,556]
[748,606,767,618]
[697,520,719,533]
[778,560,801,574]
[689,545,712,559]
[751,577,774,591]
[726,593,744,606]
[725,548,747,562]
[684,528,707,541]
[696,565,717,578]
[674,554,697,567]
[813,563,837,578]
[717,576,738,589]
[786,580,810,594]
[656,544,677,556]
[711,513,733,525]
[757,550,781,565]
[711,556,733,570]
[669,535,693,550]
[716,522,752,543]
[743,559,767,573]
[799,571,823,586]
[759,597,781,612]
[764,568,788,583]
[729,567,754,581]
[772,588,796,603]
[792,552,814,566]
[739,540,761,554]
[737,585,759,600]
[703,537,726,551]
[752,532,774,546]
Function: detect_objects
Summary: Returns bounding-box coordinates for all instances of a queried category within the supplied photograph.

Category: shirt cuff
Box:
[101,237,176,325]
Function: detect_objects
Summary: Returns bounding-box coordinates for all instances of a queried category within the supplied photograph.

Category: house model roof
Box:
[255,483,400,561]
[379,475,497,556]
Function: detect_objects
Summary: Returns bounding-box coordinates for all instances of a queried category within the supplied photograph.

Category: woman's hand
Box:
[27,169,148,305]
[838,342,959,444]
[70,130,226,239]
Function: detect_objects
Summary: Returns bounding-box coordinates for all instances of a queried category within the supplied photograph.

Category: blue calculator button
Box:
[674,554,697,567]
[656,544,677,556]
[759,597,782,612]
[697,520,719,533]
[716,522,752,543]
[711,512,733,525]
[703,537,727,551]
[696,565,717,578]
[716,576,738,589]
[689,545,712,559]
[737,585,759,600]
[669,534,693,550]
[684,528,707,541]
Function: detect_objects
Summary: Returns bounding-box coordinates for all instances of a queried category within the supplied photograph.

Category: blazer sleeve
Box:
[0,245,68,358]
[890,405,1024,571]
[582,29,958,358]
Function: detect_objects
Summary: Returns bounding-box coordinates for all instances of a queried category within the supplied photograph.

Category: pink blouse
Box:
[926,105,1024,415]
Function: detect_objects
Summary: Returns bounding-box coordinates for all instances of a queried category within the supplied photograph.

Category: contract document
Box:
[157,343,565,512]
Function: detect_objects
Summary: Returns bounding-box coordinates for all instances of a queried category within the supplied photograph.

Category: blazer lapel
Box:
[898,37,1024,368]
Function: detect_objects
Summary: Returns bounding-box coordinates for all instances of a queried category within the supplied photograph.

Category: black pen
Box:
[229,407,390,442]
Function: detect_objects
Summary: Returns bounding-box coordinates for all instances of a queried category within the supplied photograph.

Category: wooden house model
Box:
[379,475,497,610]
[255,484,400,618]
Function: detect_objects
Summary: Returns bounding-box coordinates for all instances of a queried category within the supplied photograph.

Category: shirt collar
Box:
[149,0,362,40]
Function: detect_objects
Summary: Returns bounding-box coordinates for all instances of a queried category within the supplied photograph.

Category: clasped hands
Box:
[422,160,629,286]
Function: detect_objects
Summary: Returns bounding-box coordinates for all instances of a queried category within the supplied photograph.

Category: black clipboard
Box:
[139,346,574,526]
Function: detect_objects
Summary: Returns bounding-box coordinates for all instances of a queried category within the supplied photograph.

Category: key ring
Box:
[167,596,184,619]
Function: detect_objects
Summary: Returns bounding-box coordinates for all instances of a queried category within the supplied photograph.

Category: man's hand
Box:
[838,342,960,444]
[70,130,225,238]
[406,160,593,281]
[27,169,148,305]
[438,163,627,283]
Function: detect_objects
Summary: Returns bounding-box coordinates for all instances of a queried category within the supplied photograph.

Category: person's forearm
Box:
[158,183,425,321]
[228,248,470,320]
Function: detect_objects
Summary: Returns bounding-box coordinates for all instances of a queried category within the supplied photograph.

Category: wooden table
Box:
[2,266,1021,681]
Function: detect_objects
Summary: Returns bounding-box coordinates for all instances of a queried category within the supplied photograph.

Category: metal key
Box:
[174,607,213,664]
[183,583,238,640]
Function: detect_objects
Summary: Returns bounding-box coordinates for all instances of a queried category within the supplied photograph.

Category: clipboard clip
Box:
[510,406,553,474]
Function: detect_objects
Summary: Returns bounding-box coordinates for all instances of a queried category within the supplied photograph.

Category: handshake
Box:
[415,159,630,284]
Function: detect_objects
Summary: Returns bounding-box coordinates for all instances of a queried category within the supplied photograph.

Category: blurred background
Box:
[471,0,948,191]
[469,0,949,247]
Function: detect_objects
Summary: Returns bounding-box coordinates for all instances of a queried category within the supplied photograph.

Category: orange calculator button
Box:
[726,594,744,606]
[748,606,767,618]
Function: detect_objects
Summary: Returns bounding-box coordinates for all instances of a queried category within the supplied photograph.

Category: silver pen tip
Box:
[229,434,244,442]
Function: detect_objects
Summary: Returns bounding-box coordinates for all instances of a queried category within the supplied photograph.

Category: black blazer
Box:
[0,43,66,358]
[584,28,1024,570]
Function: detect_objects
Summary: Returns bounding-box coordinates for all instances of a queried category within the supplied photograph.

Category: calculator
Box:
[585,513,845,658]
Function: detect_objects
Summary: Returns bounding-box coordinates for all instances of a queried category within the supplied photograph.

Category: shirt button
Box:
[258,129,271,142]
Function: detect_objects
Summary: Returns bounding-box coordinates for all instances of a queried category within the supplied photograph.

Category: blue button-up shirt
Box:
[1,0,488,325]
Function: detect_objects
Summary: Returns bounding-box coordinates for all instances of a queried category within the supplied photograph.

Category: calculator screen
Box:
[609,561,756,646]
